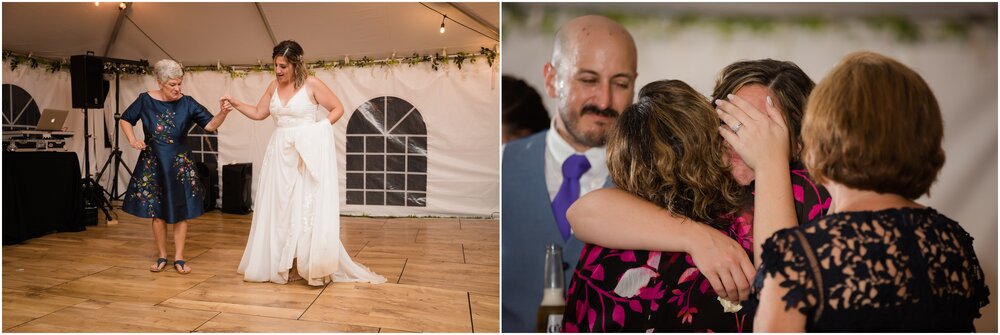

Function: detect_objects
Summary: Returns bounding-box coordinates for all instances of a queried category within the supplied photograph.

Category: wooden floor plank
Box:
[2,288,87,330]
[398,260,499,296]
[5,301,219,332]
[195,312,379,333]
[299,283,472,333]
[159,274,323,319]
[470,293,500,333]
[2,209,497,332]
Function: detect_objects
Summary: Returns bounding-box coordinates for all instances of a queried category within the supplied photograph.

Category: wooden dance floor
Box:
[2,209,499,332]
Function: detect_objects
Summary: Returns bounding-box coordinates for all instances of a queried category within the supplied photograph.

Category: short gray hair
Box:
[153,59,183,83]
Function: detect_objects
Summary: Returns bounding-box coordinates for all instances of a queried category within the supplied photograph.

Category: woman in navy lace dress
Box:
[121,59,230,274]
[750,52,989,331]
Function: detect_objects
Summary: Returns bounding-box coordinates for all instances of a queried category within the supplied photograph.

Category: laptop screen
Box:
[36,109,68,131]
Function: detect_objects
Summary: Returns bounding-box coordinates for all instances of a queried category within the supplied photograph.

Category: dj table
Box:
[3,151,86,244]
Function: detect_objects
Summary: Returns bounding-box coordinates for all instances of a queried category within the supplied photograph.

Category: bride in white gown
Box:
[222,40,386,286]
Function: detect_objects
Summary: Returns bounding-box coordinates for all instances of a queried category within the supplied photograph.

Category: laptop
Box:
[35,109,68,131]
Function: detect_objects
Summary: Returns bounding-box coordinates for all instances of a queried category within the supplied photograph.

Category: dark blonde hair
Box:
[273,40,308,89]
[803,51,944,199]
[607,80,748,228]
[712,59,814,160]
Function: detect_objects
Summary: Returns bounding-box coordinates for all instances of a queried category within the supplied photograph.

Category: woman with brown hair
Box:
[568,59,830,307]
[562,79,821,332]
[223,40,385,286]
[750,51,989,331]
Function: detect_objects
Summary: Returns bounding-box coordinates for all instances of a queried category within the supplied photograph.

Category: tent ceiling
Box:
[3,2,499,66]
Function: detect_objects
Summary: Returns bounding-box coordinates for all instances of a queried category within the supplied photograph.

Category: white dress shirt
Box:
[544,126,609,202]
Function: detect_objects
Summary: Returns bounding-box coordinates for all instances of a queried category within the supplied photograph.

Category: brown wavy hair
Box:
[273,40,308,89]
[607,80,749,229]
[803,51,944,199]
[712,59,814,161]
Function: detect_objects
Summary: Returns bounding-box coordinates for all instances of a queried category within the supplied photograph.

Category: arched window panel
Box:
[2,84,40,132]
[186,124,218,164]
[345,96,427,207]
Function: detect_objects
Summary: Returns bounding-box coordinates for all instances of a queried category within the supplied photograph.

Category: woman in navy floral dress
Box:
[565,60,829,332]
[120,59,229,274]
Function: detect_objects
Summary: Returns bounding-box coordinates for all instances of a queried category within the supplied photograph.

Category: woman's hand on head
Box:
[716,94,790,170]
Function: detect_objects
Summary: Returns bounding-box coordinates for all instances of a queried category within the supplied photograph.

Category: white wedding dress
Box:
[238,84,386,286]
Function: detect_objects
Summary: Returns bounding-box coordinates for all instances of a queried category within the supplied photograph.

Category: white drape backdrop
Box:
[503,18,998,331]
[3,60,500,218]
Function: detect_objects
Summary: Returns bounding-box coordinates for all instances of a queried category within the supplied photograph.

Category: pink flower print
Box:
[629,300,642,313]
[646,251,661,268]
[565,322,578,333]
[591,265,605,280]
[678,267,700,284]
[809,197,833,220]
[729,218,752,252]
[678,306,698,324]
[792,184,805,203]
[620,250,636,262]
[614,266,658,298]
[612,304,625,327]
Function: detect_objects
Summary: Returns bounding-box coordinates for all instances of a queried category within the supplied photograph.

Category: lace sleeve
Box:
[959,230,991,314]
[758,228,823,320]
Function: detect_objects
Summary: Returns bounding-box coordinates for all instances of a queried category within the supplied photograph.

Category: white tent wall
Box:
[3,60,500,218]
[503,5,997,332]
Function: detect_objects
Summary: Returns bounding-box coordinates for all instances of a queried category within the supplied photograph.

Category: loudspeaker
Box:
[221,163,252,214]
[70,55,110,109]
[195,161,219,212]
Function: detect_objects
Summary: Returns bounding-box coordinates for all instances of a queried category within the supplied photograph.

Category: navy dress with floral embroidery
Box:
[121,92,212,224]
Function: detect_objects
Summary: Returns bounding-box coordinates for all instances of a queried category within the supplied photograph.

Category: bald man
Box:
[502,15,638,332]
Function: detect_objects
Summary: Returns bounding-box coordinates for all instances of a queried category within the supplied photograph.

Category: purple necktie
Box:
[551,154,591,241]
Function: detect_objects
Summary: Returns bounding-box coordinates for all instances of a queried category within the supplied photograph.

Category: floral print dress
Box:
[121,92,213,224]
[563,166,830,332]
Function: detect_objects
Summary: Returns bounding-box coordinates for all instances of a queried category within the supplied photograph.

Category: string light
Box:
[118,2,126,9]
[439,15,446,34]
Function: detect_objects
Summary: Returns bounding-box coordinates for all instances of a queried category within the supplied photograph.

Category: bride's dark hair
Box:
[273,40,308,89]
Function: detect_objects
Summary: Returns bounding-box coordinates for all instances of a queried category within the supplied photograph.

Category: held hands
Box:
[685,221,756,303]
[219,95,234,114]
[129,138,147,151]
[716,94,790,170]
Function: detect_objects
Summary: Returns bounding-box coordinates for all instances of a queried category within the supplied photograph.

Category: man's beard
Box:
[560,104,619,148]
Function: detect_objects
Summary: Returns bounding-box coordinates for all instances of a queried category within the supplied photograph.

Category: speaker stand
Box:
[96,69,132,200]
[81,107,113,222]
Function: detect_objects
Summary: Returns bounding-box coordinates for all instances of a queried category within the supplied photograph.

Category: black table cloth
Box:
[3,151,85,245]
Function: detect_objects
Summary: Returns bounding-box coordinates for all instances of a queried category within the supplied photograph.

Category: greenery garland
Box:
[2,46,498,78]
[502,4,996,43]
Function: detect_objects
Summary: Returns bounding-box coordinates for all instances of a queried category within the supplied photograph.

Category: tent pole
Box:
[103,2,132,57]
[255,3,278,46]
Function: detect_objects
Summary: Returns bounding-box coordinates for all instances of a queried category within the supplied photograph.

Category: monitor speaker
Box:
[70,55,110,109]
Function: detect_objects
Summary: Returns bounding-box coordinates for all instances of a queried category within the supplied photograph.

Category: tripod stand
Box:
[81,106,114,223]
[96,66,133,200]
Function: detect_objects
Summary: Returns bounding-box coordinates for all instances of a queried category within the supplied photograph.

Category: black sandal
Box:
[150,257,168,272]
[174,260,191,274]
